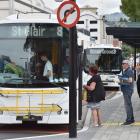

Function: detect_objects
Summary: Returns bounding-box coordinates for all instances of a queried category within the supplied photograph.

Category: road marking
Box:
[5,122,140,140]
[102,121,140,126]
[5,126,88,140]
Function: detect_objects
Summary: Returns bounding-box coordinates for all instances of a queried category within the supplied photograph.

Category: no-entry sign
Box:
[57,1,80,28]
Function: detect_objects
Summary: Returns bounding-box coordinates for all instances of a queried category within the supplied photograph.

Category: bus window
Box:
[0,23,69,84]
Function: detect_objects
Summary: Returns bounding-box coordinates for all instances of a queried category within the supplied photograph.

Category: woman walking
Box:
[83,65,105,126]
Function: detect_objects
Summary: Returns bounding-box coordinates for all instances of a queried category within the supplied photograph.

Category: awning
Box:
[106,22,140,47]
[106,22,140,80]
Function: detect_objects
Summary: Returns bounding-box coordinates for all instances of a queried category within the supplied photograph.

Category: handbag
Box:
[82,89,87,101]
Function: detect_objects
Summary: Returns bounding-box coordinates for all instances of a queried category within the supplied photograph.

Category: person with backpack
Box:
[83,65,105,127]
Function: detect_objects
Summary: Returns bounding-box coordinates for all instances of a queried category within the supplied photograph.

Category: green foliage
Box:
[137,48,140,53]
[121,0,140,21]
[121,44,134,59]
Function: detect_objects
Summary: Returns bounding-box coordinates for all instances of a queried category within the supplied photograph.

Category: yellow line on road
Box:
[102,122,140,126]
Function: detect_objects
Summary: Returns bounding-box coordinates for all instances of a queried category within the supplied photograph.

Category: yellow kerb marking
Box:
[103,121,140,126]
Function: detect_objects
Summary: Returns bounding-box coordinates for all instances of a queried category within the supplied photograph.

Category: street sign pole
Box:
[69,0,77,138]
[69,25,77,138]
[56,0,80,138]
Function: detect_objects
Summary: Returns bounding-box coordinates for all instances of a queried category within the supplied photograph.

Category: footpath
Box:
[10,85,140,140]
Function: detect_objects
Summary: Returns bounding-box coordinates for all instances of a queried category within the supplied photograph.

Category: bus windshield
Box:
[84,48,122,74]
[0,23,70,86]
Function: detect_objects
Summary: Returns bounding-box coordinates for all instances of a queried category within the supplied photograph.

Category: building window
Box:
[90,28,98,32]
[77,28,90,36]
[91,36,98,40]
[90,20,97,24]
[77,21,84,24]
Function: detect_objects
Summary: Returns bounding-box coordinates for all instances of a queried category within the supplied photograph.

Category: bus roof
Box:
[0,13,58,24]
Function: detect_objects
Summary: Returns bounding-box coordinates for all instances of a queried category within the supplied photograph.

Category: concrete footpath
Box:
[9,85,140,140]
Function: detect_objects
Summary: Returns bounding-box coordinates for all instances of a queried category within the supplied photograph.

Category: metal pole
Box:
[78,45,83,120]
[69,26,77,138]
[69,0,77,138]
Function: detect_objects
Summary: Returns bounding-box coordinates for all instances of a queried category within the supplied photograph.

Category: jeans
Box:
[122,90,134,122]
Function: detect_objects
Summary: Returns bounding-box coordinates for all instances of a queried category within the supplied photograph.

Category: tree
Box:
[121,0,140,21]
[121,44,134,59]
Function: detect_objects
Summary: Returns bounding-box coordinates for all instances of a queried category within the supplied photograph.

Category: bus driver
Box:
[40,53,53,81]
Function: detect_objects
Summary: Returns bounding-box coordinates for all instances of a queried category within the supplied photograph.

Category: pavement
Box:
[7,84,140,140]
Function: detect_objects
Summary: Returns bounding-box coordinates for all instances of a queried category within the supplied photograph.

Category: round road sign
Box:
[57,1,80,28]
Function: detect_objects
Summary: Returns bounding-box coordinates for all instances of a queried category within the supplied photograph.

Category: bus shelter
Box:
[106,22,140,80]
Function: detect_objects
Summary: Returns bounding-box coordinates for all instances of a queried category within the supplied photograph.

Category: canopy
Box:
[106,22,140,47]
[106,22,140,80]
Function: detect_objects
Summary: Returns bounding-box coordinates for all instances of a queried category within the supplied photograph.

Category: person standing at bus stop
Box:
[119,60,135,125]
[83,65,105,127]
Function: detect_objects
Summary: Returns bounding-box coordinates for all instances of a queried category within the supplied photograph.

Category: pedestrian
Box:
[119,60,135,125]
[83,65,105,127]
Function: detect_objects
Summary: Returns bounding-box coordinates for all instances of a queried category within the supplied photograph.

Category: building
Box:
[0,0,53,19]
[77,5,120,46]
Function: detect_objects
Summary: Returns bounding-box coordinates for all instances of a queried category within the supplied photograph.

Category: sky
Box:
[44,0,122,15]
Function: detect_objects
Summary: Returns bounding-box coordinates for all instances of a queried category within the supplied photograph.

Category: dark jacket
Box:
[137,74,140,98]
[87,74,105,103]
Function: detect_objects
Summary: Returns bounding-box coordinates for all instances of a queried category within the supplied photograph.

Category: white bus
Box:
[0,13,84,124]
[83,44,122,91]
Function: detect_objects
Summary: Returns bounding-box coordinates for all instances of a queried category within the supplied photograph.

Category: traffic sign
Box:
[57,1,80,28]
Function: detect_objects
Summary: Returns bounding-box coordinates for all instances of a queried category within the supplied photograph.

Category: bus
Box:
[83,44,122,91]
[0,13,84,124]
